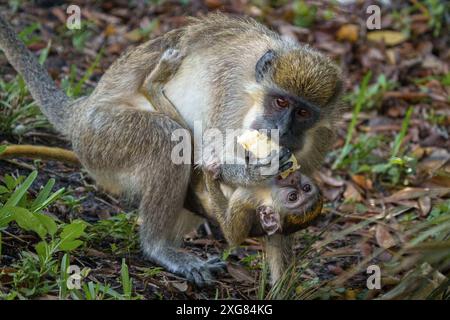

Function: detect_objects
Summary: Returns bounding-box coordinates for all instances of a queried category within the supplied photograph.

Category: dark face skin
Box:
[250,90,321,151]
[251,50,322,151]
[251,171,323,237]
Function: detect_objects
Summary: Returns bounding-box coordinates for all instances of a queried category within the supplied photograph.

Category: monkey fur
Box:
[0,13,343,286]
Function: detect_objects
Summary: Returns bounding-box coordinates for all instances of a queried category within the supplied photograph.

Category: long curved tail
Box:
[0,14,71,134]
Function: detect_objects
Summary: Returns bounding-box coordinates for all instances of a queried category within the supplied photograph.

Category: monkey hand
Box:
[245,146,293,183]
[257,205,282,236]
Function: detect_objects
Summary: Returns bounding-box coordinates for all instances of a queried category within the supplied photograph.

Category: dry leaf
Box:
[359,242,373,257]
[386,49,397,64]
[227,263,254,283]
[316,171,344,187]
[104,24,117,37]
[336,24,359,43]
[351,174,372,190]
[344,182,363,202]
[418,196,431,217]
[205,0,223,9]
[382,187,450,203]
[345,289,357,300]
[375,225,396,249]
[125,29,142,42]
[323,187,343,202]
[367,31,408,46]
[171,281,188,292]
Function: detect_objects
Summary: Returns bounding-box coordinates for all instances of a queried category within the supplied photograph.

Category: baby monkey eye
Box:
[275,97,289,108]
[302,184,312,193]
[287,191,298,202]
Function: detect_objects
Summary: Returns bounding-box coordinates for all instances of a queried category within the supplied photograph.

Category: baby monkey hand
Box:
[257,205,281,236]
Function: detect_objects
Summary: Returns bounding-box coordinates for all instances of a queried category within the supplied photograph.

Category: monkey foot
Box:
[179,256,227,287]
[204,161,222,180]
[257,205,281,236]
[160,48,185,73]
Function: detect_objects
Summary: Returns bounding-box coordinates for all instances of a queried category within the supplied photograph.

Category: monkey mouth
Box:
[283,194,324,234]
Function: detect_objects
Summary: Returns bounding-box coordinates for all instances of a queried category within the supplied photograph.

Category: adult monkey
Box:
[0,14,343,286]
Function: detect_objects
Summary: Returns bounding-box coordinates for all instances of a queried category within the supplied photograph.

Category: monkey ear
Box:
[255,50,276,83]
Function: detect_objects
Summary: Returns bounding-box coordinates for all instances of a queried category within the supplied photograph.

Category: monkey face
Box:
[272,171,323,234]
[250,49,343,171]
[249,171,323,238]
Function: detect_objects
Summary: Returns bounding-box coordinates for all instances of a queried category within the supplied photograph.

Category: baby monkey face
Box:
[271,171,323,235]
[274,171,320,213]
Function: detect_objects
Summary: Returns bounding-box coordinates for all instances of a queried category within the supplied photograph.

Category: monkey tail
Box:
[0,145,80,165]
[0,15,72,134]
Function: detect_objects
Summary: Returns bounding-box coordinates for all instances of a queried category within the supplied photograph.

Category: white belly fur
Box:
[164,54,212,131]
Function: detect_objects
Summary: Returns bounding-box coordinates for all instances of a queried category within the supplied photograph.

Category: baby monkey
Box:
[144,49,324,283]
[203,170,323,244]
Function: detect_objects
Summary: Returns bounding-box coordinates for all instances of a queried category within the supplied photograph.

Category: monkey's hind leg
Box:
[264,234,295,285]
[74,105,225,286]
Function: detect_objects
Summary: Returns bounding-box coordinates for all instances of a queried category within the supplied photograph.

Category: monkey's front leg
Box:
[204,172,255,246]
[218,146,294,187]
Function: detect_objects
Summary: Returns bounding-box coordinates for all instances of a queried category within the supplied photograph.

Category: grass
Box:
[0,22,101,137]
[0,169,143,299]
[332,71,372,170]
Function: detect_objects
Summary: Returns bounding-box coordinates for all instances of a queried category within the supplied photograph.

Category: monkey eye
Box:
[275,97,289,109]
[296,108,311,118]
[287,191,298,202]
[302,184,312,193]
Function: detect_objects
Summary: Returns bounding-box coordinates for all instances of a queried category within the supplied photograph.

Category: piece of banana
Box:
[237,130,300,179]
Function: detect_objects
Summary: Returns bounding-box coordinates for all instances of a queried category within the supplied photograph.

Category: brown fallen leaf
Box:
[227,263,254,283]
[381,187,450,203]
[51,7,67,24]
[125,29,143,42]
[104,24,117,37]
[323,187,343,202]
[418,197,432,217]
[344,182,363,202]
[316,171,344,187]
[327,264,343,275]
[375,224,396,249]
[367,30,408,46]
[336,24,359,43]
[345,289,358,300]
[386,49,397,64]
[205,0,223,9]
[351,174,373,190]
[171,281,188,292]
[359,242,373,258]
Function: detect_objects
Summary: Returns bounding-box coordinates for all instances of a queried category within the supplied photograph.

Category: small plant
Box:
[346,74,397,111]
[371,107,417,185]
[61,50,103,98]
[293,0,318,28]
[0,27,51,136]
[240,252,262,269]
[423,0,447,37]
[0,171,87,298]
[86,212,139,254]
[333,71,372,170]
